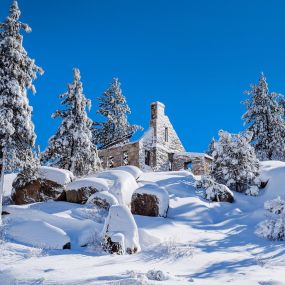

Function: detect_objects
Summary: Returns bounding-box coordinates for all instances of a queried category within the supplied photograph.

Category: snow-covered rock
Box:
[102,205,140,254]
[11,167,74,205]
[66,177,109,192]
[87,191,118,210]
[131,184,169,217]
[6,220,71,250]
[38,166,74,185]
[96,170,138,206]
[115,166,143,180]
[65,177,108,204]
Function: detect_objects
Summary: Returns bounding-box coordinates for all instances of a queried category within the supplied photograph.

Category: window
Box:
[184,161,192,170]
[108,156,114,168]
[168,153,174,171]
[165,127,169,142]
[123,151,129,165]
[145,150,151,166]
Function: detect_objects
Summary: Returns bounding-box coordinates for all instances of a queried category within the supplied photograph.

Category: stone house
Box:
[98,101,212,175]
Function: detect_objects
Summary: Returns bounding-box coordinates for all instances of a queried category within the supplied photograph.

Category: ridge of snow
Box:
[96,170,138,206]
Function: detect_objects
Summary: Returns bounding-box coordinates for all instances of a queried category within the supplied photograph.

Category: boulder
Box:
[87,191,118,210]
[12,166,74,205]
[131,184,169,217]
[65,177,109,204]
[102,205,140,255]
[12,178,64,205]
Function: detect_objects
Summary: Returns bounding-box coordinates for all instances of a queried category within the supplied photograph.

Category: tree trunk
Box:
[0,146,6,225]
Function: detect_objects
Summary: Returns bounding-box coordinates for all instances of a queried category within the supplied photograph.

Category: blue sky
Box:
[1,0,285,152]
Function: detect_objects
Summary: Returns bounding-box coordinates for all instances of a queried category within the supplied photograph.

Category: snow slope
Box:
[1,162,285,284]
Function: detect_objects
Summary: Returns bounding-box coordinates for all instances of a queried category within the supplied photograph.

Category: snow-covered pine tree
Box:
[256,197,285,241]
[0,1,43,220]
[206,137,216,156]
[43,68,101,176]
[242,73,285,161]
[93,78,142,149]
[211,130,260,193]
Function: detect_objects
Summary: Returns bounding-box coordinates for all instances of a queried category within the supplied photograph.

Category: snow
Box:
[66,177,109,192]
[38,166,74,185]
[116,165,143,180]
[6,220,70,250]
[3,173,17,197]
[1,162,285,284]
[96,169,138,206]
[102,205,140,253]
[134,184,169,217]
[87,191,118,207]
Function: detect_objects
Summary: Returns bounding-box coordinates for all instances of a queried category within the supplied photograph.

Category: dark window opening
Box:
[165,127,169,142]
[184,161,192,170]
[168,153,174,171]
[145,150,151,166]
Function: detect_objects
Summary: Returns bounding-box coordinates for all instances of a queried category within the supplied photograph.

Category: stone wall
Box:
[98,142,140,169]
[172,153,213,175]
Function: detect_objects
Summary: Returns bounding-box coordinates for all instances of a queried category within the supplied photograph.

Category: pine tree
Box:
[93,78,142,149]
[43,68,100,176]
[206,137,215,156]
[0,1,43,220]
[242,73,285,161]
[211,130,260,193]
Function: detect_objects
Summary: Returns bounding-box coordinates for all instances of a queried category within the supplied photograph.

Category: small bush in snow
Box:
[197,176,234,203]
[245,185,260,196]
[146,269,170,281]
[151,238,194,260]
[256,197,285,241]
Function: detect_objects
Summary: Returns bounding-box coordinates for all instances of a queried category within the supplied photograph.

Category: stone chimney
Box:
[150,101,166,145]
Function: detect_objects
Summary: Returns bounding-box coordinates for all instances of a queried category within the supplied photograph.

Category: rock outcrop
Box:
[131,184,169,217]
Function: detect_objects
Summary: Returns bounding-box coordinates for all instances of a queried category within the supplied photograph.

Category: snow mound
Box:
[38,166,74,185]
[87,191,119,209]
[6,220,71,250]
[102,205,140,254]
[96,170,138,206]
[259,161,285,201]
[115,166,143,180]
[66,177,109,192]
[133,184,169,217]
